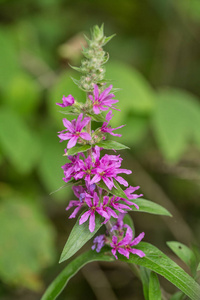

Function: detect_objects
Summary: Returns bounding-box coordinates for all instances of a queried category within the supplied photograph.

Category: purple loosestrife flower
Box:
[110,226,145,259]
[90,151,132,190]
[74,155,93,183]
[124,186,143,200]
[58,113,91,148]
[66,186,86,218]
[79,192,109,232]
[62,153,83,183]
[88,84,119,114]
[56,95,75,107]
[101,111,125,137]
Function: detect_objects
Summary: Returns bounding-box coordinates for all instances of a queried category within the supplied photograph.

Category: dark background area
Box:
[0,0,200,299]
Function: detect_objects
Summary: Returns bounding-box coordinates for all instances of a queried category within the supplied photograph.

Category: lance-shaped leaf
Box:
[66,144,91,156]
[140,266,151,300]
[167,241,197,276]
[42,249,114,300]
[98,181,171,217]
[96,140,129,150]
[119,242,200,300]
[132,198,172,217]
[149,272,161,300]
[59,214,103,263]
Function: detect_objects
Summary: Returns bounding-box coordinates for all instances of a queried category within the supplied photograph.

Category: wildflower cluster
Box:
[57,25,145,260]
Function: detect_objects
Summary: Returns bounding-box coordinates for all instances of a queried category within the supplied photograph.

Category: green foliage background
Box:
[0,0,200,299]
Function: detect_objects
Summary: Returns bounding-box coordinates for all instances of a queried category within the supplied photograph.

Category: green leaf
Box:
[59,214,103,263]
[132,198,172,216]
[152,89,200,162]
[97,182,172,217]
[149,272,161,300]
[119,242,200,300]
[0,198,56,290]
[0,108,40,174]
[42,249,114,300]
[96,140,129,150]
[170,291,185,300]
[66,144,91,156]
[167,241,197,276]
[140,266,151,300]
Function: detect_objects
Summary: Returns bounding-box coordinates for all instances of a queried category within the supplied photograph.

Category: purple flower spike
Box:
[101,111,125,137]
[58,113,91,148]
[88,84,119,114]
[56,95,75,107]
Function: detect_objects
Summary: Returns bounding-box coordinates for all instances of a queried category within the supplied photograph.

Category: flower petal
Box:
[79,210,90,225]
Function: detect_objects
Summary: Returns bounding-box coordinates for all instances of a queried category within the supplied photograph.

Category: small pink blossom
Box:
[58,113,91,148]
[88,84,119,114]
[56,95,75,107]
[110,226,145,259]
[101,111,125,137]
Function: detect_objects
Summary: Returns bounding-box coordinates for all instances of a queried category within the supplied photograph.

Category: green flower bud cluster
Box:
[71,25,115,92]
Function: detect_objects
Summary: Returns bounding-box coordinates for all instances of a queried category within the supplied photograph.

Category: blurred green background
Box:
[0,0,200,299]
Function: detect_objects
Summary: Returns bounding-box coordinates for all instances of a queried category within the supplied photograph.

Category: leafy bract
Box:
[149,272,161,300]
[43,242,200,300]
[96,140,129,150]
[66,144,91,156]
[119,242,200,300]
[98,181,171,216]
[42,249,114,300]
[167,241,197,276]
[132,198,172,216]
[140,266,151,300]
[59,214,103,263]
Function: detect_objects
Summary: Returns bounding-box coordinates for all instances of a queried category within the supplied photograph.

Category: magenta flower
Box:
[58,113,91,148]
[79,192,109,232]
[90,152,132,190]
[101,111,125,137]
[62,153,83,183]
[74,155,93,183]
[110,226,145,259]
[124,186,143,200]
[88,84,119,114]
[56,95,75,107]
[66,185,86,218]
